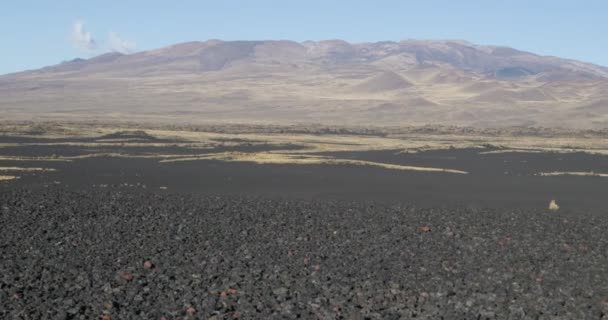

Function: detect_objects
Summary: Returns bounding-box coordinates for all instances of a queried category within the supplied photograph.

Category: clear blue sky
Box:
[2,0,607,75]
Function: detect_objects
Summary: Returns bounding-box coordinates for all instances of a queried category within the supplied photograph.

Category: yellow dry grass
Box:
[479,148,608,156]
[539,171,608,177]
[1,122,607,173]
[0,166,56,172]
[4,121,608,150]
[160,152,468,174]
[0,153,193,162]
[0,156,72,162]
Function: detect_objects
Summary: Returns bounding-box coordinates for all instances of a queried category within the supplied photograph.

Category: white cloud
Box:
[70,20,136,55]
[71,20,96,52]
[108,32,137,54]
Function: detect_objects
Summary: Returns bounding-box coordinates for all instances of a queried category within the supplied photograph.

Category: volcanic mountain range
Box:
[1,39,607,128]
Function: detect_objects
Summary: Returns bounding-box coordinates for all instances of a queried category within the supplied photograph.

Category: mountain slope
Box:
[1,39,607,128]
[354,71,413,93]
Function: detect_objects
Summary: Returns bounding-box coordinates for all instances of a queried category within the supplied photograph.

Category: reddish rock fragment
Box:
[186,307,196,315]
[219,288,238,297]
[421,226,431,232]
[119,271,134,281]
[143,260,154,269]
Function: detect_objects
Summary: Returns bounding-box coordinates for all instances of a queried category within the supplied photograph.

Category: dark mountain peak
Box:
[88,52,124,63]
[64,58,86,64]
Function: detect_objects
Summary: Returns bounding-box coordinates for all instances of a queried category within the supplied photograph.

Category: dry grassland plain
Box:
[1,121,608,173]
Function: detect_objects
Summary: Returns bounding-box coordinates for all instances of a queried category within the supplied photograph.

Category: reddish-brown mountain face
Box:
[2,40,607,128]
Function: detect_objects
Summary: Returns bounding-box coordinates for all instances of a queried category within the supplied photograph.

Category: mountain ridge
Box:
[1,39,607,129]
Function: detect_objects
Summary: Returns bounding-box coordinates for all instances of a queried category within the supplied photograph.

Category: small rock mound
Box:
[97,130,157,141]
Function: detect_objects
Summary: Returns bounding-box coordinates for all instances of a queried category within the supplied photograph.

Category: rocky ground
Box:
[1,188,608,319]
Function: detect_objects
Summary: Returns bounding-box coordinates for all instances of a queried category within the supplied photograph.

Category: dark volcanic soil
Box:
[1,188,607,319]
[2,134,608,211]
[4,149,608,211]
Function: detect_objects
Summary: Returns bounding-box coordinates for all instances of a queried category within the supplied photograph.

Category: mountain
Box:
[1,39,607,128]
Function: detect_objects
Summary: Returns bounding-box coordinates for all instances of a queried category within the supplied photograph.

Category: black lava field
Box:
[1,189,608,319]
[2,134,608,319]
[3,145,608,211]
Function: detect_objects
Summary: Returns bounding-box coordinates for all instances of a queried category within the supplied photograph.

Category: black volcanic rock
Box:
[1,188,607,319]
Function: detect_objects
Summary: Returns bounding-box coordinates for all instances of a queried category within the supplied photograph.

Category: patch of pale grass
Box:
[344,159,468,174]
[64,153,200,160]
[0,166,56,172]
[2,123,608,166]
[479,149,545,155]
[148,129,433,153]
[0,142,207,148]
[146,129,608,155]
[160,152,468,174]
[479,148,608,155]
[538,171,608,177]
[0,153,199,162]
[0,156,72,162]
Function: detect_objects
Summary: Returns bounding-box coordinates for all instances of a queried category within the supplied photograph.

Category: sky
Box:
[2,0,607,75]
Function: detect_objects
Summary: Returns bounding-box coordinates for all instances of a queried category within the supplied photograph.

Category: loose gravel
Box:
[1,188,608,319]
